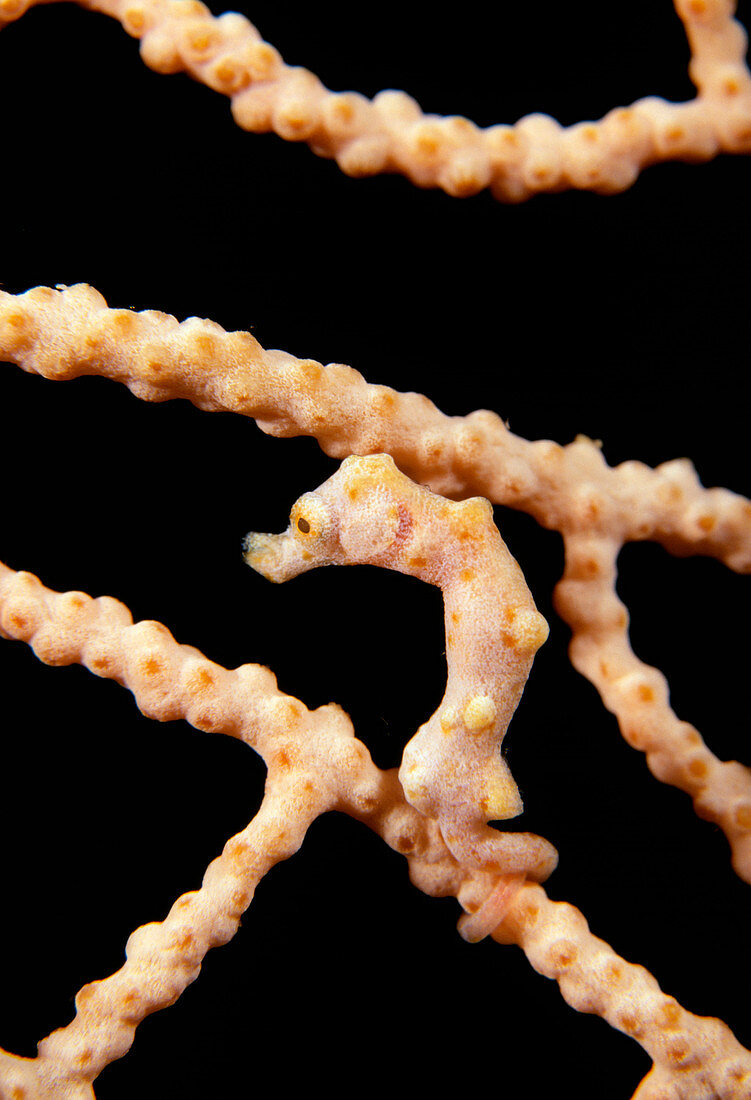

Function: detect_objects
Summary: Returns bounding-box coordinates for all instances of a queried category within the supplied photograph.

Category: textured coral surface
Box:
[1,3,750,1097]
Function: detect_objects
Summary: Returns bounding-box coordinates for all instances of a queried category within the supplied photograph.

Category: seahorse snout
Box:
[243,530,312,583]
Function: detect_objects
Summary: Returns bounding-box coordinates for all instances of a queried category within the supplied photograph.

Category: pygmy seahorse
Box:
[243,453,557,882]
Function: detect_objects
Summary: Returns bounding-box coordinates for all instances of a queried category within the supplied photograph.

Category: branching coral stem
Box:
[1,561,749,1098]
[1,0,751,199]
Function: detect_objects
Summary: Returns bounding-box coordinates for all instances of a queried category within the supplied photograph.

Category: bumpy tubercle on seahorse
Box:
[243,453,557,897]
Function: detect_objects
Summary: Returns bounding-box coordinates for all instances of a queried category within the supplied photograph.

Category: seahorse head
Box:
[243,454,406,582]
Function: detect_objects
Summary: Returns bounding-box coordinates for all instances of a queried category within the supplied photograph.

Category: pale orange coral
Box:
[0,4,750,1099]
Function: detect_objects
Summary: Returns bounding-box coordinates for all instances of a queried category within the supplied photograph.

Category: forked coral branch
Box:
[0,553,749,1099]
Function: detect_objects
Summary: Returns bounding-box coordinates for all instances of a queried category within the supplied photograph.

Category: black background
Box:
[1,2,750,1096]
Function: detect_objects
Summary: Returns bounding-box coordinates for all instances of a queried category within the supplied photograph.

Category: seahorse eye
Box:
[290,494,330,543]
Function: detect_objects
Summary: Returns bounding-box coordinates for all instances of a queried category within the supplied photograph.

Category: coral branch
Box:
[495,883,751,1099]
[0,787,317,1099]
[2,284,750,569]
[556,531,751,881]
[0,560,384,815]
[2,0,751,198]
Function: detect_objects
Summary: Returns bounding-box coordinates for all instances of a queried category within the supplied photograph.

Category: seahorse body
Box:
[244,453,557,880]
